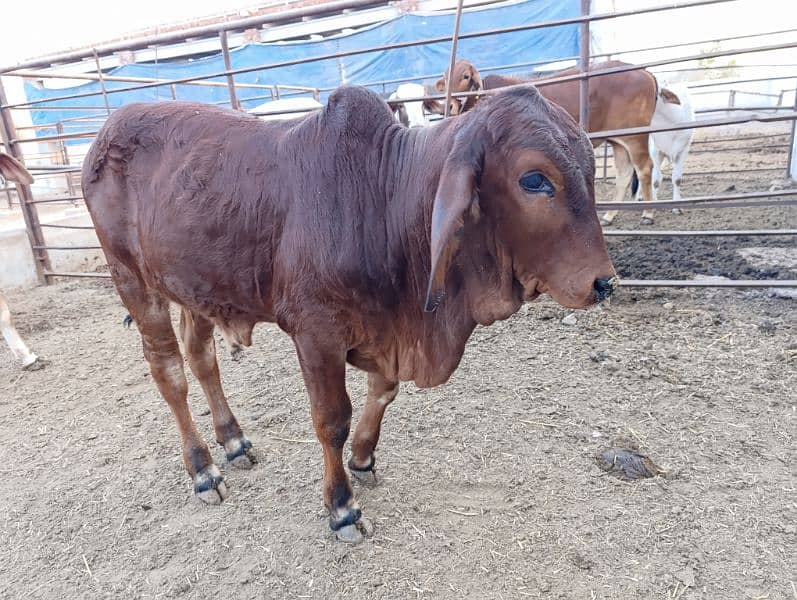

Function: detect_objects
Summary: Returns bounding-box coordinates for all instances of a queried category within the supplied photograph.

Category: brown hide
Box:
[83,86,613,388]
[83,87,616,532]
[474,61,658,142]
[442,60,660,225]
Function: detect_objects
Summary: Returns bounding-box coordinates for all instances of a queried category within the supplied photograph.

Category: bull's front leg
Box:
[293,333,372,543]
[349,372,399,482]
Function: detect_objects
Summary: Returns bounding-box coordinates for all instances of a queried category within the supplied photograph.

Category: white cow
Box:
[247,97,323,121]
[0,152,42,370]
[649,85,695,204]
[387,83,432,128]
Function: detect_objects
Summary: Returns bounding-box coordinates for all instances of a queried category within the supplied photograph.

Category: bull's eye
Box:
[519,171,555,197]
[463,74,470,80]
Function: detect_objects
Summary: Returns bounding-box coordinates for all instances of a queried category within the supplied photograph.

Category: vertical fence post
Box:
[602,142,608,182]
[788,88,797,180]
[93,49,112,116]
[0,78,52,283]
[3,184,12,209]
[443,0,466,118]
[219,30,240,110]
[579,0,590,129]
[55,121,76,200]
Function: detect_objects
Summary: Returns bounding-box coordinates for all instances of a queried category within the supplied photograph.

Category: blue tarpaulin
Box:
[24,0,580,139]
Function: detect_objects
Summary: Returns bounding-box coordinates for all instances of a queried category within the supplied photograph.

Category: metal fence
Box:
[0,0,795,289]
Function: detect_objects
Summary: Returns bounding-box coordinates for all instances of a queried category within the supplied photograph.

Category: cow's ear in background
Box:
[0,153,34,185]
[424,126,485,312]
[469,66,483,92]
[659,88,681,105]
[434,77,447,93]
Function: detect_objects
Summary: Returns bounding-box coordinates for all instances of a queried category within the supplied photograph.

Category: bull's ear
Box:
[470,67,483,91]
[0,153,33,184]
[425,135,484,312]
[434,77,447,93]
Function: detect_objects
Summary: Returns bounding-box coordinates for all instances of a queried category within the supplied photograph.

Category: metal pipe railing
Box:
[604,229,796,237]
[619,279,797,288]
[2,0,749,110]
[595,189,797,210]
[0,0,393,73]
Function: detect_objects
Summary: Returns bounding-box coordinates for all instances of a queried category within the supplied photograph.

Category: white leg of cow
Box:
[651,149,664,197]
[671,148,688,204]
[0,293,40,370]
[601,142,634,226]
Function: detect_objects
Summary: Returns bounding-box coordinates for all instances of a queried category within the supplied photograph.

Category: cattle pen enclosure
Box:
[1,0,796,599]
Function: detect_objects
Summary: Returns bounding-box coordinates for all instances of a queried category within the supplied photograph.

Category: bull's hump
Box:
[324,86,395,136]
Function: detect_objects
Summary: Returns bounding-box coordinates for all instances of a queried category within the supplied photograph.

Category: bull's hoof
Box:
[350,467,378,486]
[22,357,45,371]
[600,217,613,227]
[224,436,257,469]
[671,208,684,215]
[348,455,377,486]
[639,216,654,226]
[229,345,244,362]
[335,516,374,543]
[193,465,229,505]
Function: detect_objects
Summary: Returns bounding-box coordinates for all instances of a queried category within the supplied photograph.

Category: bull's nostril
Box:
[593,276,616,301]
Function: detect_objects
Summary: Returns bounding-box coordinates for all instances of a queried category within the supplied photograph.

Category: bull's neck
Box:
[379,120,521,328]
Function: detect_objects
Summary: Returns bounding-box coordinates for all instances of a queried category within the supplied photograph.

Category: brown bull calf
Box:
[82,85,616,542]
[438,59,659,225]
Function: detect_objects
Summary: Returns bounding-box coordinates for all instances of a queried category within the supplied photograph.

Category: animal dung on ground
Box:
[596,445,665,481]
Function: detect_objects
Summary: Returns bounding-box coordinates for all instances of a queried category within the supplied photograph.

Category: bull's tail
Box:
[631,170,639,197]
[123,314,134,328]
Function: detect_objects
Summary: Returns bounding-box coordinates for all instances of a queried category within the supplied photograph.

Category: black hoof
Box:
[334,516,374,543]
[348,455,377,484]
[329,507,363,533]
[225,437,257,469]
[639,216,654,226]
[193,465,228,504]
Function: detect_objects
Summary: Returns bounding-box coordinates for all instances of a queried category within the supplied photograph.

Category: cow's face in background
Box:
[435,59,483,116]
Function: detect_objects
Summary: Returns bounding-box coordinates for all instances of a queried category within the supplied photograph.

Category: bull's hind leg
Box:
[600,141,634,226]
[293,333,370,543]
[349,373,398,482]
[626,134,657,225]
[179,309,256,468]
[113,269,228,504]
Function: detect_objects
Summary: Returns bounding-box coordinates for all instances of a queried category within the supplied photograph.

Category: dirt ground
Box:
[1,127,795,600]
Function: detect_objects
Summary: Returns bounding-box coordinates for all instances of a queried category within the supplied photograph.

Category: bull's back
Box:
[82,102,288,316]
[527,61,657,134]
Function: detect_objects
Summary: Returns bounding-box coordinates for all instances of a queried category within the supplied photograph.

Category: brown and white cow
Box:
[82,85,616,542]
[437,59,660,225]
[0,153,42,371]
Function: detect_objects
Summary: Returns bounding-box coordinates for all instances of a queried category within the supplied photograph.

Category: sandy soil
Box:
[0,128,795,600]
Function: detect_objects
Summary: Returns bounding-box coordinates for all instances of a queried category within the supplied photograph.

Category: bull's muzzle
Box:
[593,276,618,303]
